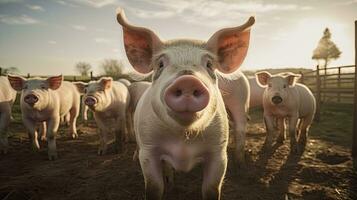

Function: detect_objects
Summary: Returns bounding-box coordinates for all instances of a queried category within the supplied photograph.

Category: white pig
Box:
[117,8,254,199]
[256,71,316,153]
[248,76,265,108]
[8,75,80,160]
[0,76,17,154]
[74,77,130,155]
[218,72,250,167]
[127,81,151,142]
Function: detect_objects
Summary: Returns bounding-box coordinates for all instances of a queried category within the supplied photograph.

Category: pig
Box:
[127,81,151,142]
[116,8,254,200]
[255,71,316,153]
[8,75,80,160]
[74,77,130,155]
[248,76,265,108]
[217,72,250,167]
[0,76,17,154]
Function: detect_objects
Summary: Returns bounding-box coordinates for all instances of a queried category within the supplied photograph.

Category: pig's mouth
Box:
[167,110,202,126]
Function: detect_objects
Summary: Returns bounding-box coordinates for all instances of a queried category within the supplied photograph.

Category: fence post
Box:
[337,67,341,102]
[27,73,30,78]
[90,71,93,80]
[0,67,2,76]
[352,20,357,170]
[73,76,77,81]
[315,65,321,122]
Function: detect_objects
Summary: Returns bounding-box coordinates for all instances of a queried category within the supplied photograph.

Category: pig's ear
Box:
[255,71,271,87]
[99,77,112,90]
[206,17,255,73]
[286,73,301,86]
[116,8,163,74]
[73,82,87,94]
[46,75,63,90]
[7,75,26,91]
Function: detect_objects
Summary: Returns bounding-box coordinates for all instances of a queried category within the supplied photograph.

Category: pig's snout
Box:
[164,75,209,115]
[24,94,39,105]
[84,96,97,107]
[272,95,283,104]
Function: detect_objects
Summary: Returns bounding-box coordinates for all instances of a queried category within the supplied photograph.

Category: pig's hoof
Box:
[32,145,40,152]
[97,148,107,156]
[299,136,307,145]
[71,133,78,139]
[41,136,47,141]
[0,148,8,155]
[290,145,299,154]
[276,136,285,144]
[48,153,58,161]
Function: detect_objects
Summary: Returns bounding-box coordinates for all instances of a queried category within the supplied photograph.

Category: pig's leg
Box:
[276,118,286,144]
[162,161,174,188]
[23,117,40,151]
[0,106,11,154]
[46,117,60,160]
[65,113,70,127]
[202,153,227,200]
[113,116,126,153]
[39,122,47,141]
[94,116,110,155]
[82,104,88,124]
[69,107,79,139]
[298,115,313,145]
[263,114,275,150]
[97,128,109,155]
[139,150,164,200]
[231,111,248,167]
[125,107,135,142]
[288,115,299,153]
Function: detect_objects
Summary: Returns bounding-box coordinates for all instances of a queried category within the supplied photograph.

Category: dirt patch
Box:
[0,120,355,200]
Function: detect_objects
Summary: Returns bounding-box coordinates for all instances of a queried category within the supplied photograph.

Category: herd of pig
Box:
[0,8,316,200]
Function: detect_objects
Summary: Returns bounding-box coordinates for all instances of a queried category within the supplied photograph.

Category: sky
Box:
[0,0,356,76]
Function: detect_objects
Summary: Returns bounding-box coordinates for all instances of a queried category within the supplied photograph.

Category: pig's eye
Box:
[206,60,213,69]
[268,83,272,87]
[283,84,287,88]
[158,60,164,69]
[24,85,28,89]
[41,85,46,89]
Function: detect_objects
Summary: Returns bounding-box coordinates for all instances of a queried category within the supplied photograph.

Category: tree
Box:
[75,62,92,76]
[100,59,125,79]
[0,66,19,75]
[312,28,342,69]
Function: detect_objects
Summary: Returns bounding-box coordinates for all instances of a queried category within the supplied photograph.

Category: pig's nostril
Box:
[193,90,200,97]
[175,90,182,97]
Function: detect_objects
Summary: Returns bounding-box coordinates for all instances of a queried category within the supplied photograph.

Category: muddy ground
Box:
[0,108,356,200]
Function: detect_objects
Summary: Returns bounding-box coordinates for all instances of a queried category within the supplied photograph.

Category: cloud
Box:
[26,4,45,11]
[72,24,87,31]
[61,0,118,8]
[48,40,57,45]
[0,15,40,25]
[129,0,312,27]
[0,0,23,4]
[94,37,116,44]
[336,0,357,5]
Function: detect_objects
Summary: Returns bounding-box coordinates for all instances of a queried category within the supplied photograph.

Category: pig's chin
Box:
[168,110,202,126]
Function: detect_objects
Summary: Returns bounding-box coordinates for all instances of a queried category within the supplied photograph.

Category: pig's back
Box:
[0,76,17,103]
[128,82,151,110]
[111,81,130,106]
[296,83,316,118]
[56,81,80,115]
